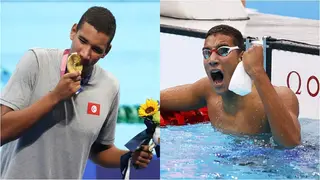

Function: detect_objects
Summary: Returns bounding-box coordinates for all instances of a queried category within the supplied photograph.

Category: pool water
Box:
[161,118,320,179]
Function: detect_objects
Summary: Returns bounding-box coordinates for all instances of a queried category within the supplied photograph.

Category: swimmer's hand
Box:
[131,145,153,169]
[51,71,81,101]
[242,45,265,78]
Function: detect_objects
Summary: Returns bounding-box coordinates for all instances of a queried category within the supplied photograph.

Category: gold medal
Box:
[67,53,83,74]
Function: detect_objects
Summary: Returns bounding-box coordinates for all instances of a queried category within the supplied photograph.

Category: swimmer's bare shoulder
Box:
[273,86,299,117]
[254,85,299,117]
[160,77,212,111]
[250,85,299,117]
[250,84,300,129]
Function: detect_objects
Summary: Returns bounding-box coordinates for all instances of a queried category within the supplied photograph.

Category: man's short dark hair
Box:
[77,6,116,45]
[206,24,245,51]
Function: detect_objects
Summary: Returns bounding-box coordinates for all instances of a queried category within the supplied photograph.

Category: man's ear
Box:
[102,44,112,58]
[239,50,244,61]
[70,23,78,40]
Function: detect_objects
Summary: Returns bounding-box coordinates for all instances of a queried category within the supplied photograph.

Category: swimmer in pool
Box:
[160,25,301,148]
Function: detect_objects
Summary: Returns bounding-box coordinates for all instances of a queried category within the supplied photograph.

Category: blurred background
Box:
[1,0,159,179]
[245,1,319,20]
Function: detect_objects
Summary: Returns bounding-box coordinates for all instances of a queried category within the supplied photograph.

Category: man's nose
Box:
[207,53,220,67]
[208,61,219,67]
[79,46,91,59]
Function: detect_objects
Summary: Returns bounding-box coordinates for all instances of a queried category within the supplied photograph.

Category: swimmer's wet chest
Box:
[207,97,269,134]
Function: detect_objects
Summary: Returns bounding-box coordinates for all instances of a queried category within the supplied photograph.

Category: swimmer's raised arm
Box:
[243,45,301,148]
[160,77,209,111]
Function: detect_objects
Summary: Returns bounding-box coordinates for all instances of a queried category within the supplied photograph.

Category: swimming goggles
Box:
[202,46,239,59]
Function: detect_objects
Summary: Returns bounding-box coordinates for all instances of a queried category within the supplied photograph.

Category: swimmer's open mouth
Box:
[210,70,224,84]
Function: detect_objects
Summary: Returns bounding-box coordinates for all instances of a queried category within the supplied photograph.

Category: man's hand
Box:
[131,145,153,169]
[51,71,81,101]
[242,45,265,78]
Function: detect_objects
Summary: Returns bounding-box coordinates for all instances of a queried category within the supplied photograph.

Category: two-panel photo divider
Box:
[1,0,319,179]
